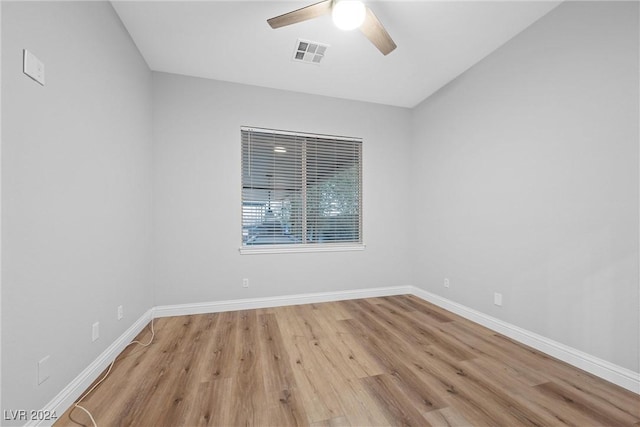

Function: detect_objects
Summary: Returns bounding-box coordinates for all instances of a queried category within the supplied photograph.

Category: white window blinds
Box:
[241,127,362,249]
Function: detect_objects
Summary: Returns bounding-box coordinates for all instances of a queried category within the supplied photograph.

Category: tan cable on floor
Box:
[71,317,156,427]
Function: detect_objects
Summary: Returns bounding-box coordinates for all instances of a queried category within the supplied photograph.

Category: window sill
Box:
[239,243,366,255]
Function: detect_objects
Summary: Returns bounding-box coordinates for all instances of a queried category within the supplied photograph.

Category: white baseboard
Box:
[28,309,154,427]
[410,286,640,395]
[154,285,639,394]
[153,285,413,318]
[35,284,639,426]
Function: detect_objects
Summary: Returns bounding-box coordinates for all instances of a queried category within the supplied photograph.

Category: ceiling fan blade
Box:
[359,7,397,55]
[267,0,333,29]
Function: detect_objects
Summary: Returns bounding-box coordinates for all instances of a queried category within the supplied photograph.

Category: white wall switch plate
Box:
[242,278,249,288]
[23,49,45,86]
[37,356,50,385]
[444,278,450,288]
[117,305,124,320]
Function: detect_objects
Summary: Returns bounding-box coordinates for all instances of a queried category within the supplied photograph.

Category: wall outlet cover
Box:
[92,322,100,342]
[494,292,503,306]
[37,356,51,385]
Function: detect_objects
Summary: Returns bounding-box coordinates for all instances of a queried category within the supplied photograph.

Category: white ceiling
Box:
[112,1,561,108]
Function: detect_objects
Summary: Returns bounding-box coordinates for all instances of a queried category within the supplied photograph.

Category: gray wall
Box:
[152,72,413,305]
[1,1,153,417]
[410,1,639,371]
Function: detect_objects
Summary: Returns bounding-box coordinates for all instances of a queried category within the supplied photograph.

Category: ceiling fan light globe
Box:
[332,1,366,31]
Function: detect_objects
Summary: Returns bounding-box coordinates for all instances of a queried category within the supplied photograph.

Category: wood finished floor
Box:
[56,295,640,427]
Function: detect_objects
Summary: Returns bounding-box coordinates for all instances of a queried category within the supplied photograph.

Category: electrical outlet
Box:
[494,292,503,306]
[117,305,124,320]
[92,322,100,342]
[37,356,50,385]
[444,278,450,288]
[242,278,249,288]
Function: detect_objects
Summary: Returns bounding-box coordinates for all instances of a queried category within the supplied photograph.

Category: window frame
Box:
[239,126,365,255]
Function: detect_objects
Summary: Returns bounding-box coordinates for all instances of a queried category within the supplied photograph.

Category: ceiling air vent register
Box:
[293,39,329,64]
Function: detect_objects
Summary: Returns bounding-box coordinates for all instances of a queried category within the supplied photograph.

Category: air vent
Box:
[293,39,329,65]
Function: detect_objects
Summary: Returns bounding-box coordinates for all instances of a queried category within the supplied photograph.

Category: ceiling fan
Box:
[267,0,397,56]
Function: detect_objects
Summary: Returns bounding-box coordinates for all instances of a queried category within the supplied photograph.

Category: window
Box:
[241,127,363,253]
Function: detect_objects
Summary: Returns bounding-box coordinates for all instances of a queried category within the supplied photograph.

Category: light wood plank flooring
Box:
[55,295,640,426]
